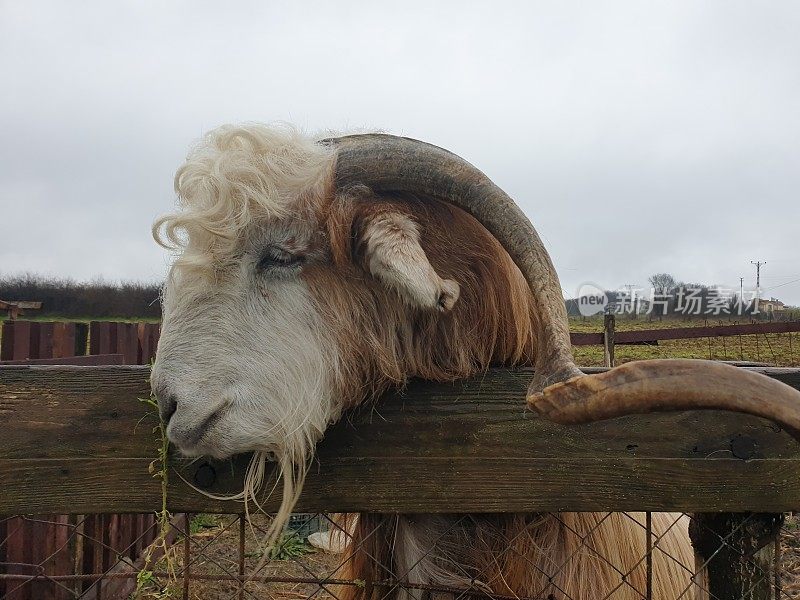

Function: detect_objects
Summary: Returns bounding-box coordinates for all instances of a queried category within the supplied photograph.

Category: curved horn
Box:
[325,134,800,440]
[326,133,581,391]
[530,360,800,439]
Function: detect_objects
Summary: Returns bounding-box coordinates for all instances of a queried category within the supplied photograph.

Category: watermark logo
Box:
[574,283,762,316]
[575,282,609,316]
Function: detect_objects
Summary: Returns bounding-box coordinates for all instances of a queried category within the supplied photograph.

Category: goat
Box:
[151,123,800,599]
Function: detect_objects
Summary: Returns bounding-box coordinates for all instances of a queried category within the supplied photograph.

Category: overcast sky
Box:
[2,1,798,304]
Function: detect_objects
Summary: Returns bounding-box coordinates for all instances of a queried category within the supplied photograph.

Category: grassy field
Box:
[570,316,800,367]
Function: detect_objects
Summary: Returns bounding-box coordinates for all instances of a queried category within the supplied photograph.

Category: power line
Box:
[763,276,800,291]
[762,273,800,281]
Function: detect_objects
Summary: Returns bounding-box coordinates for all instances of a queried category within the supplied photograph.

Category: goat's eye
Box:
[257,247,305,272]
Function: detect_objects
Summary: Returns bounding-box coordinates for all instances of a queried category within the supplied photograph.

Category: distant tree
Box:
[648,273,677,294]
[0,273,162,318]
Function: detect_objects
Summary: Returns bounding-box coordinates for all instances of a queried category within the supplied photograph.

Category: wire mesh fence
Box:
[569,319,800,368]
[2,511,799,600]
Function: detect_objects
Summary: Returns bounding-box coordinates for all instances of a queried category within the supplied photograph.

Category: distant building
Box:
[759,297,786,313]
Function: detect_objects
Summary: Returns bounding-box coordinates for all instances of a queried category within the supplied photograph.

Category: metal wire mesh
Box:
[2,511,798,600]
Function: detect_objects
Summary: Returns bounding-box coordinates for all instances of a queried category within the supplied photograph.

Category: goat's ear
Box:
[355,207,460,312]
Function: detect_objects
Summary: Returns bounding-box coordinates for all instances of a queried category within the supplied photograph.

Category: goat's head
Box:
[152,123,800,513]
[151,124,535,466]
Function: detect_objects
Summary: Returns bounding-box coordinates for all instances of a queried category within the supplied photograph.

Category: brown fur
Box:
[338,513,693,600]
[302,191,696,599]
[309,189,535,406]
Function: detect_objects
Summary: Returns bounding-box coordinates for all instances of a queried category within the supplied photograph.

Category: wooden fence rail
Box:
[569,319,800,346]
[2,364,800,515]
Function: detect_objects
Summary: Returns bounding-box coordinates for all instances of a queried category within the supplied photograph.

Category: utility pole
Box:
[739,277,744,315]
[751,261,766,313]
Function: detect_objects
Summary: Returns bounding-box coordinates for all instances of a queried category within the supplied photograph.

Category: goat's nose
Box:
[156,393,178,424]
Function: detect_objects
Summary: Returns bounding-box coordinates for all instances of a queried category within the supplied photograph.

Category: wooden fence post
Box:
[689,512,783,600]
[603,313,615,367]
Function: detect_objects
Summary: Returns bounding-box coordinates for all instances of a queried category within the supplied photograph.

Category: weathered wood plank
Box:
[2,455,800,514]
[2,365,800,514]
[0,366,152,459]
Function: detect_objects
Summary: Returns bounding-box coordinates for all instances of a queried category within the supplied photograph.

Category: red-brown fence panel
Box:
[51,323,75,359]
[3,517,28,600]
[88,321,146,365]
[88,322,111,357]
[32,322,53,360]
[118,323,139,365]
[137,322,160,365]
[0,321,32,361]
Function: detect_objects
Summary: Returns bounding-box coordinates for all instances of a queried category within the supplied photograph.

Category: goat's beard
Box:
[240,390,341,547]
[239,444,312,545]
[188,432,317,550]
